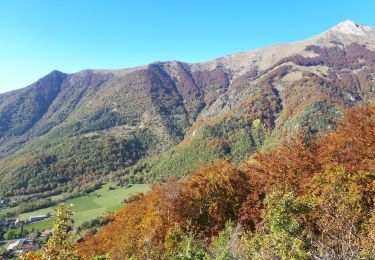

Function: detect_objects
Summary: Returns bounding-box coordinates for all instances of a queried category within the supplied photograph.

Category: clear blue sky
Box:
[0,0,374,93]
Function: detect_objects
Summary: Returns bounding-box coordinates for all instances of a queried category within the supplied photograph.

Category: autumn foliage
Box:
[77,105,375,259]
[177,161,250,236]
[77,182,180,259]
[77,161,251,259]
[317,105,375,172]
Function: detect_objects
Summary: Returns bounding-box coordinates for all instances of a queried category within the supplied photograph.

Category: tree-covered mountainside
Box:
[1,20,375,203]
[71,104,374,259]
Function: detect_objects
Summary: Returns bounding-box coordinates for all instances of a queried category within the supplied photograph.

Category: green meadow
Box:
[12,183,150,232]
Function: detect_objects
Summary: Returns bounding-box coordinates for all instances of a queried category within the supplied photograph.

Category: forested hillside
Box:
[71,104,374,259]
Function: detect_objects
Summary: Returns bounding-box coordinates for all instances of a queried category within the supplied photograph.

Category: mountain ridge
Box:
[0,20,374,199]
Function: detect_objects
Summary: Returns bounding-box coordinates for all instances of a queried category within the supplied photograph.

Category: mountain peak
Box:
[330,20,372,36]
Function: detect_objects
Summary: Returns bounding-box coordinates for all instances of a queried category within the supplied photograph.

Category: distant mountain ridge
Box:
[0,20,374,198]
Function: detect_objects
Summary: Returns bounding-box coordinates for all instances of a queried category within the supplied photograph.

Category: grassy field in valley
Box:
[6,183,150,232]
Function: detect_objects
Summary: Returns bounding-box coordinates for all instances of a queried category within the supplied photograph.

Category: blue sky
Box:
[0,0,374,93]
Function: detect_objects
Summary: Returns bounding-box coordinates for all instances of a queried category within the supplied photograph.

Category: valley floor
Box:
[0,183,150,232]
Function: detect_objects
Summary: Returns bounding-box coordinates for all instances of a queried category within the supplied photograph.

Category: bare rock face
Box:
[331,20,373,36]
[0,20,374,197]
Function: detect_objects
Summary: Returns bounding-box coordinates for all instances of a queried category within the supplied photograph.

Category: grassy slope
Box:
[9,183,150,232]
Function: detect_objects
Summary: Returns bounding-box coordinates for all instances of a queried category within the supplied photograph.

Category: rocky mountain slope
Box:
[0,20,374,199]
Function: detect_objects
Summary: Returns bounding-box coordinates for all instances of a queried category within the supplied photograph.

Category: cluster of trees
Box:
[72,105,374,259]
[76,216,111,239]
[2,226,30,240]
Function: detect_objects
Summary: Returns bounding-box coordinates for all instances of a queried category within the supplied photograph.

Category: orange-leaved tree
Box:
[176,160,251,236]
[239,135,319,229]
[317,105,375,172]
[77,181,180,259]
